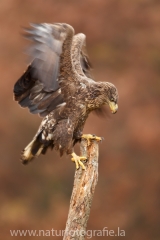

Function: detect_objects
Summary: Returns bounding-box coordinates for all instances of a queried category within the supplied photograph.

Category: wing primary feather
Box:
[14,23,76,117]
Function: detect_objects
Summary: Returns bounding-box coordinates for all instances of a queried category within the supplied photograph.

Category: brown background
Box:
[0,0,160,239]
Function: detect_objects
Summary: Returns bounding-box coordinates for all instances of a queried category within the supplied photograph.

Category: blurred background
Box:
[0,0,160,239]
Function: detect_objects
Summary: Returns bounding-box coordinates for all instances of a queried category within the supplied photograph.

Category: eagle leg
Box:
[81,134,102,146]
[71,152,87,170]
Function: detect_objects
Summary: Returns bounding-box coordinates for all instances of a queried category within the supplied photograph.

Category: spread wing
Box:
[23,23,67,92]
[80,39,92,78]
[14,23,93,117]
[14,64,64,117]
[14,23,70,117]
[71,33,93,79]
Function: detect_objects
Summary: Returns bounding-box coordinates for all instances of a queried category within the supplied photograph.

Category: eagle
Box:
[14,23,118,169]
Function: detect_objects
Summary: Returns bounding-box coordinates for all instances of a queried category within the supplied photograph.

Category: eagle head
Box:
[104,82,119,114]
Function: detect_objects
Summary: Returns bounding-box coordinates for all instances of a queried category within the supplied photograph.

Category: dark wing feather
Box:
[72,33,93,79]
[24,23,67,92]
[14,65,64,117]
[80,42,92,78]
[14,23,70,117]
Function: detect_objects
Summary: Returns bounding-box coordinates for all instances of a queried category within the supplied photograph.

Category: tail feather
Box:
[21,130,55,164]
[21,138,44,164]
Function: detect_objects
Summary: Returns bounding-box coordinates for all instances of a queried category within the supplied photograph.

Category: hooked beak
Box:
[109,101,118,114]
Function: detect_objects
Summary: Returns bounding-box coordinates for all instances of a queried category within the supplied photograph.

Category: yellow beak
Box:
[109,101,118,114]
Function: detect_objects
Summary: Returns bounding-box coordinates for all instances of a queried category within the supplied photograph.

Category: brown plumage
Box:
[14,23,118,168]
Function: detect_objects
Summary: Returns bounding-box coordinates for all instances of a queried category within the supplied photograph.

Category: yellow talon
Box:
[71,152,87,170]
[81,134,102,146]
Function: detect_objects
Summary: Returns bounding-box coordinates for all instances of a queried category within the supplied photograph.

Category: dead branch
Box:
[63,138,99,240]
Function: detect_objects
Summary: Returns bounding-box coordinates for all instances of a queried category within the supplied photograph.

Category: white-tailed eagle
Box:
[14,23,118,169]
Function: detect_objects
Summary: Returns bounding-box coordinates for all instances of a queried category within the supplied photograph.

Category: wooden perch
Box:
[63,138,99,240]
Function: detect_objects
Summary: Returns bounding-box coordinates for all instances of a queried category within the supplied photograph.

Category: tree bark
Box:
[63,138,99,240]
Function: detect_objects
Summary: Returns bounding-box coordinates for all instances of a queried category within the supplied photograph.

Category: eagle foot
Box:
[71,152,87,170]
[81,134,102,146]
